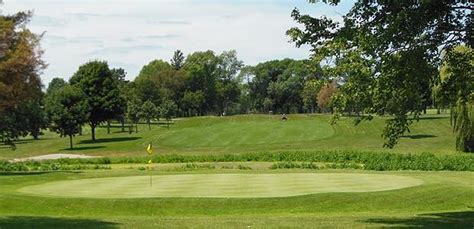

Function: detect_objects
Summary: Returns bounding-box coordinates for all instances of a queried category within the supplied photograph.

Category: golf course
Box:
[1,114,474,228]
[1,0,473,228]
[0,113,457,159]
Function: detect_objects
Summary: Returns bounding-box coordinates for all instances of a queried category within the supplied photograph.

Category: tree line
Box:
[1,1,472,152]
[0,12,340,149]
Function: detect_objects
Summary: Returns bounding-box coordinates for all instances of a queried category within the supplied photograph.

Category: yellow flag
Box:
[148,159,152,164]
[146,143,153,155]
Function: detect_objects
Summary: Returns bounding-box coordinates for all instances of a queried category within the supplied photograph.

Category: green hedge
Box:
[1,151,473,172]
[0,160,111,172]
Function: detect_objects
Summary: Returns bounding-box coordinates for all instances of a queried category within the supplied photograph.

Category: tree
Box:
[183,51,220,114]
[302,79,323,113]
[23,97,48,140]
[134,59,172,105]
[141,100,158,130]
[160,99,177,128]
[436,46,473,152]
[249,59,316,113]
[126,97,142,133]
[0,11,46,146]
[317,82,337,112]
[110,68,127,133]
[46,78,67,95]
[171,50,185,70]
[182,90,205,116]
[45,85,88,149]
[215,50,243,114]
[70,61,123,141]
[287,1,471,148]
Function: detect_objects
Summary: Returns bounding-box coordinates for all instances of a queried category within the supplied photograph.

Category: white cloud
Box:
[0,0,353,86]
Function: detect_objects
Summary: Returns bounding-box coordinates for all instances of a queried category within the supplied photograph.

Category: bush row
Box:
[270,162,364,170]
[1,151,472,171]
[0,160,111,172]
[115,151,474,171]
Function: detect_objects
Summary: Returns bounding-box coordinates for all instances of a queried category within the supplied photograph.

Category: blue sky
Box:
[1,0,353,85]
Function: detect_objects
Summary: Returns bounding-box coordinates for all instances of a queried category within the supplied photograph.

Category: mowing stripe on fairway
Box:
[18,173,423,198]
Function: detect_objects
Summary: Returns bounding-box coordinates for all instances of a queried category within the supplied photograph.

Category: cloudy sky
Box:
[1,0,353,85]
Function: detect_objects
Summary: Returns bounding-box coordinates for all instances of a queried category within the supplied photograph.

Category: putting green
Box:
[19,173,423,198]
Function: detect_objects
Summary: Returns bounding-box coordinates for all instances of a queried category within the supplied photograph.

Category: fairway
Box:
[0,114,457,159]
[19,173,423,198]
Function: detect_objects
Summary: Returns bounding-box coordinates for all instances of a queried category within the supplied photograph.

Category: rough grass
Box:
[0,113,458,159]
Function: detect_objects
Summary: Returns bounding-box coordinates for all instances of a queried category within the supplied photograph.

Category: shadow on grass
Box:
[157,122,175,126]
[402,134,437,139]
[79,137,141,144]
[0,216,119,229]
[61,146,106,151]
[0,138,54,149]
[0,171,82,176]
[418,116,449,120]
[364,211,474,228]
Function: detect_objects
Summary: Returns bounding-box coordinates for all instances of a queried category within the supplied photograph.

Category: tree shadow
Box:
[0,138,52,149]
[61,146,106,151]
[0,171,82,176]
[363,211,474,228]
[418,116,449,120]
[0,216,119,229]
[78,137,141,144]
[402,134,437,139]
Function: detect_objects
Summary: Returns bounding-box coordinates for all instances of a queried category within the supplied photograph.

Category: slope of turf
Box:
[0,113,457,159]
[18,173,422,198]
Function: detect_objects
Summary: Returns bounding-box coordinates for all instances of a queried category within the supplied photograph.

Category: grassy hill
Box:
[0,113,457,159]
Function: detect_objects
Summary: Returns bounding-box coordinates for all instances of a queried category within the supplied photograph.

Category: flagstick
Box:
[150,174,152,187]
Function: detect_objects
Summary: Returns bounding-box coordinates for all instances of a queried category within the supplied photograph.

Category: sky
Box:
[0,0,353,85]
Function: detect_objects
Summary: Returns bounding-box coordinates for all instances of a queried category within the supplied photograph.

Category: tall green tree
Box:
[287,0,471,148]
[45,85,89,149]
[46,78,68,95]
[23,97,48,140]
[141,100,158,130]
[110,68,128,133]
[302,79,323,113]
[182,90,205,116]
[160,99,177,128]
[183,50,220,114]
[134,59,172,105]
[249,59,315,113]
[436,46,473,152]
[70,61,123,141]
[0,11,46,146]
[171,50,185,70]
[126,97,142,133]
[216,50,243,114]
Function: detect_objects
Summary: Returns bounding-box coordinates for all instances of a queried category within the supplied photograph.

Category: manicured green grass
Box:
[18,173,422,198]
[0,112,471,227]
[0,113,458,159]
[0,168,473,228]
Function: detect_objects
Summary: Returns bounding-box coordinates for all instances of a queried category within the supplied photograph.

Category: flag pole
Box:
[146,143,153,187]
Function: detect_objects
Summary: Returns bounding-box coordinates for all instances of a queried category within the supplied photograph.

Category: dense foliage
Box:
[287,0,472,151]
[70,61,125,141]
[44,85,89,149]
[435,46,474,151]
[0,12,46,146]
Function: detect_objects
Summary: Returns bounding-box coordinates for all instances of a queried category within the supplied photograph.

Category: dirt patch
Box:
[13,154,100,162]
